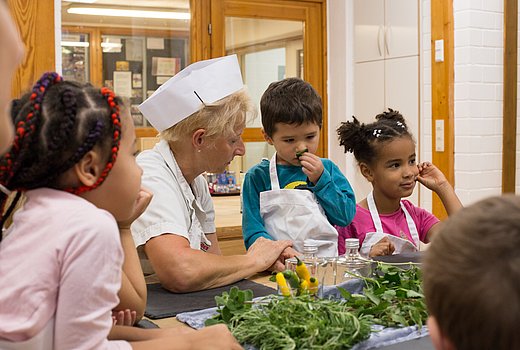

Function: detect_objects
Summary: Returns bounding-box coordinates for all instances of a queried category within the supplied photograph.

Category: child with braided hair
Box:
[0,72,241,349]
[336,109,462,257]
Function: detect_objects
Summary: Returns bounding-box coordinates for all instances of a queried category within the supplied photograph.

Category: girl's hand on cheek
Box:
[118,187,153,229]
[416,162,449,192]
[300,153,324,184]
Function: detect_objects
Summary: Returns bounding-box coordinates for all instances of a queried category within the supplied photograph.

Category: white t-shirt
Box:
[131,140,215,254]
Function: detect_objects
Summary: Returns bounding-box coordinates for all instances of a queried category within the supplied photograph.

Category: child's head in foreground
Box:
[337,109,418,198]
[422,195,520,350]
[260,77,322,166]
[0,72,141,231]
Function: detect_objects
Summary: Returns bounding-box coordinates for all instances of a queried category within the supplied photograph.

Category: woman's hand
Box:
[369,237,395,257]
[299,153,324,185]
[267,246,299,272]
[247,237,293,272]
[118,187,153,229]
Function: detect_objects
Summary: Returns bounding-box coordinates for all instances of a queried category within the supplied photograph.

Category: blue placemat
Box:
[176,278,430,349]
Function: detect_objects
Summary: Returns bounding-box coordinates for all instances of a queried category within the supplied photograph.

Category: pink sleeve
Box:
[53,212,132,350]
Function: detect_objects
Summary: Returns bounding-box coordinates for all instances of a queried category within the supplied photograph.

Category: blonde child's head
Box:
[423,195,520,350]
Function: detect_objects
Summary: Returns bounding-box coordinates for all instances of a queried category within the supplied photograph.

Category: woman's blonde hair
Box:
[160,89,254,145]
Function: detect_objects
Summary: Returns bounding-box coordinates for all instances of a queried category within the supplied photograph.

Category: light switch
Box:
[435,120,444,152]
[435,39,444,62]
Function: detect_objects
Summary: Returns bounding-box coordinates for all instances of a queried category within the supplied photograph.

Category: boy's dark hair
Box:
[336,108,413,165]
[260,78,322,137]
[423,195,520,350]
[0,72,122,235]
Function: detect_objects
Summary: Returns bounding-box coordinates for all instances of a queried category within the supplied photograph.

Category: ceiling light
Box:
[67,7,190,20]
[101,42,123,49]
[63,0,97,3]
[61,41,90,47]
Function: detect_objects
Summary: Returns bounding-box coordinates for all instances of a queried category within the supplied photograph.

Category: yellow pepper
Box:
[276,272,291,297]
[308,276,319,295]
[299,279,309,291]
[295,257,311,283]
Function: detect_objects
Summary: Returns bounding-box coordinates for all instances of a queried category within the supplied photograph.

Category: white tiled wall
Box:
[453,0,504,205]
[421,0,433,211]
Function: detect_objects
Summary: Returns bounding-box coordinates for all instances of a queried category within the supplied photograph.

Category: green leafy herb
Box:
[206,264,428,349]
[204,286,253,326]
[338,263,428,328]
[296,148,308,159]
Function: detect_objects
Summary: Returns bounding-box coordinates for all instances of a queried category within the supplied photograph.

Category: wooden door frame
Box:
[430,0,454,219]
[191,0,328,157]
[8,0,56,98]
[503,0,518,193]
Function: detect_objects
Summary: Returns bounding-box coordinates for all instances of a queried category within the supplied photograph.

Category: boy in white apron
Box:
[336,109,463,257]
[242,78,356,257]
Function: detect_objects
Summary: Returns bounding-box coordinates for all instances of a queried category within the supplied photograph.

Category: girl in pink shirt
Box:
[0,72,240,349]
[336,109,463,257]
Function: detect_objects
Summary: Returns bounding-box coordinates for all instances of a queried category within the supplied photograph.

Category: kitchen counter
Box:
[213,195,246,255]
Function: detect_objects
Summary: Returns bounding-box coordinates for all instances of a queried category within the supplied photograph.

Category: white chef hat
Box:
[138,54,244,132]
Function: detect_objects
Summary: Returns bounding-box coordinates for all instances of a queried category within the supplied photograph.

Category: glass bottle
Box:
[336,238,372,283]
[285,241,328,295]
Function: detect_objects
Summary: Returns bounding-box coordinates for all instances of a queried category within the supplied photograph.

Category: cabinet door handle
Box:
[377,25,383,57]
[384,25,390,56]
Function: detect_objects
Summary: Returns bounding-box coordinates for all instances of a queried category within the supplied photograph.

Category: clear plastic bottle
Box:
[336,238,372,283]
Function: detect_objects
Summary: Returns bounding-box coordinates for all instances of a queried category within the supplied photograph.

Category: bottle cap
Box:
[345,238,360,250]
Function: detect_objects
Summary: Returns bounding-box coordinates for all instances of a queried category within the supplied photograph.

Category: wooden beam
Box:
[430,0,454,219]
[502,0,518,193]
[8,0,55,98]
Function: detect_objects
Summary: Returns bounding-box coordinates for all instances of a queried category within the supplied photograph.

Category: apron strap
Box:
[269,152,281,190]
[368,191,420,247]
[367,191,384,233]
[399,201,420,247]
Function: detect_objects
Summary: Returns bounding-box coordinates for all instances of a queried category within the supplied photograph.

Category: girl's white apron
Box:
[360,191,420,256]
[259,153,338,257]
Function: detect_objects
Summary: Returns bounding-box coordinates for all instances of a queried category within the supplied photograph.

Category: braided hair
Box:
[336,108,414,165]
[0,72,122,237]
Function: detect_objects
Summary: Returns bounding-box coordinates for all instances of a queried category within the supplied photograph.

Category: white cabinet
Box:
[354,0,418,63]
[352,0,420,204]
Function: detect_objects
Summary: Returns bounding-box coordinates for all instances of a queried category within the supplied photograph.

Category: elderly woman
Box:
[132,55,293,293]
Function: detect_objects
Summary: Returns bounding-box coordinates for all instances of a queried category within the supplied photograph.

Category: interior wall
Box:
[328,0,430,209]
[453,0,504,205]
[327,0,355,194]
[421,0,433,211]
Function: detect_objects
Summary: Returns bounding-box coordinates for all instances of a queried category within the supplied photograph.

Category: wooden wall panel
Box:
[430,0,454,219]
[503,0,518,193]
[8,0,55,98]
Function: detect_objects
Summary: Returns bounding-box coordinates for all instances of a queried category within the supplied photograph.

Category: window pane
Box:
[61,0,190,128]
